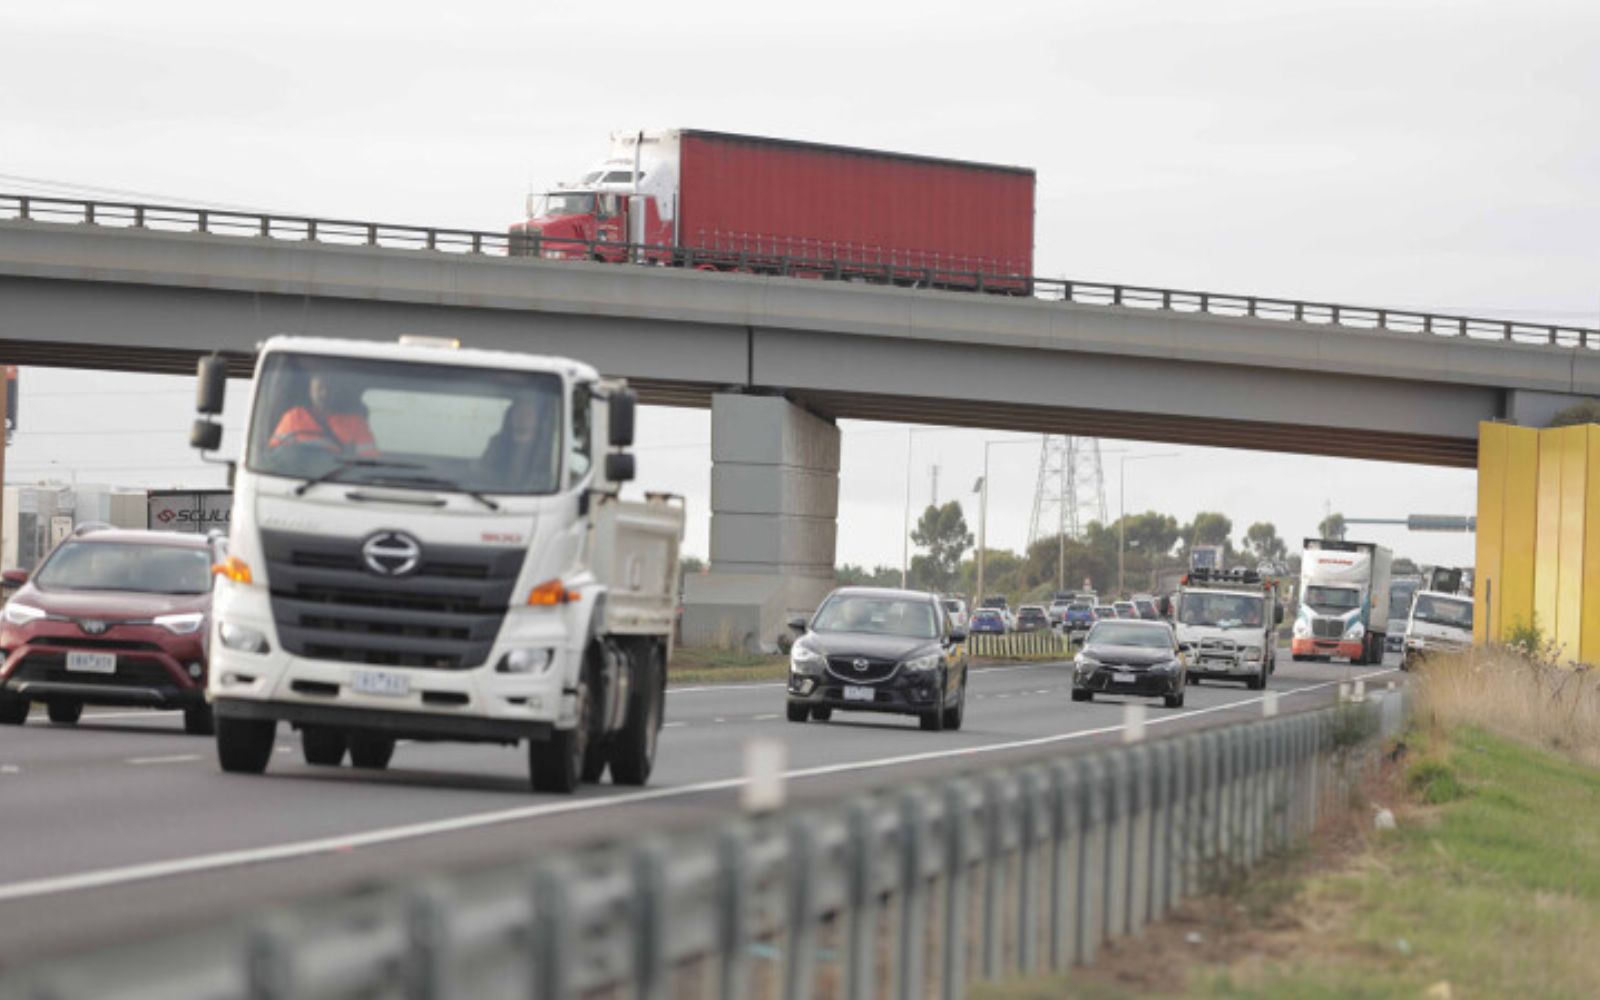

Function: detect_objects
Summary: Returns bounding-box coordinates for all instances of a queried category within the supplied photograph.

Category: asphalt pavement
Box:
[0,650,1399,967]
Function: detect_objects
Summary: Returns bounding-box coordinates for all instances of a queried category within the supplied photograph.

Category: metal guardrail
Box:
[3,688,1409,1000]
[2,193,1593,350]
[966,632,1072,659]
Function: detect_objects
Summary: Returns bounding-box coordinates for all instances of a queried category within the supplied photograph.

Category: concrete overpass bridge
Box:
[1,194,1595,648]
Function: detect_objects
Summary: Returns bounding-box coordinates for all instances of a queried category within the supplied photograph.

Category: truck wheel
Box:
[0,694,27,725]
[1246,666,1265,691]
[216,715,276,774]
[184,704,215,736]
[530,674,592,793]
[1071,688,1092,703]
[349,733,396,770]
[301,726,348,766]
[47,701,82,725]
[609,643,663,786]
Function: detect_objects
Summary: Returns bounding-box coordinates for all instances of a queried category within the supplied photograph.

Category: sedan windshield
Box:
[1087,623,1173,649]
[813,595,939,639]
[1179,592,1264,627]
[246,353,566,496]
[36,542,211,595]
[1414,595,1472,629]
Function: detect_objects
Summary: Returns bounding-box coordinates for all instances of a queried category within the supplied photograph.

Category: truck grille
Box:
[262,530,523,671]
[1311,618,1345,639]
[825,656,899,684]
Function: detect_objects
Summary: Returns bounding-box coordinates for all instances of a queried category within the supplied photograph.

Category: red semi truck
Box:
[509,129,1035,291]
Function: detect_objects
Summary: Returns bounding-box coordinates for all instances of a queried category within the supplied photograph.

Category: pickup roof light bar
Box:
[1182,568,1270,588]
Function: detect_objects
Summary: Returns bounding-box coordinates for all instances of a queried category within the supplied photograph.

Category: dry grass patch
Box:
[1413,647,1600,766]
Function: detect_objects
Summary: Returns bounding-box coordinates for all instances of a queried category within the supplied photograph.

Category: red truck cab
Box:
[511,189,672,263]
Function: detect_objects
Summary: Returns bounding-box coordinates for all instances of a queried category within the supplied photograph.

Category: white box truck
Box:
[1291,538,1392,666]
[189,335,683,793]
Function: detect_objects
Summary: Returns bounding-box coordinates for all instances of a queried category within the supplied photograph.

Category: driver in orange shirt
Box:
[269,375,377,457]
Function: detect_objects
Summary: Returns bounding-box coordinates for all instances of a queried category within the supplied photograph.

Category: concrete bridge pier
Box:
[681,392,840,652]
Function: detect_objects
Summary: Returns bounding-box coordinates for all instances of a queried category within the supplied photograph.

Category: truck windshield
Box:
[1413,595,1472,629]
[1305,586,1361,613]
[1179,593,1263,628]
[533,193,596,217]
[246,353,565,496]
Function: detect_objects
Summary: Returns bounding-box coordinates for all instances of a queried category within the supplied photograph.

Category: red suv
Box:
[0,529,216,734]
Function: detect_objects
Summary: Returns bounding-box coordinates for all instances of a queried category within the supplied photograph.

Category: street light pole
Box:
[1118,452,1179,598]
[974,437,1037,607]
[901,428,913,589]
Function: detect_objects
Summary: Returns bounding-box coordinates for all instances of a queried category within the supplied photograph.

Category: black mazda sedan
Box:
[1071,619,1187,708]
[785,587,968,731]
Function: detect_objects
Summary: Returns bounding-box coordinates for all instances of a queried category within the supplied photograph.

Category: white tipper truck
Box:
[189,335,683,793]
[1171,568,1282,690]
[1291,538,1392,666]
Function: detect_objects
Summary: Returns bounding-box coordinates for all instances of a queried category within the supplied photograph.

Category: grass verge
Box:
[978,720,1600,999]
[667,648,789,685]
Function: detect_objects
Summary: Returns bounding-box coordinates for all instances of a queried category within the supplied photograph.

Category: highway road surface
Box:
[0,652,1397,968]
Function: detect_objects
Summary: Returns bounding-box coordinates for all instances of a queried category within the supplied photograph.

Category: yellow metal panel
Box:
[1555,426,1588,660]
[1584,425,1600,663]
[1475,423,1507,644]
[1534,431,1565,641]
[1500,426,1541,641]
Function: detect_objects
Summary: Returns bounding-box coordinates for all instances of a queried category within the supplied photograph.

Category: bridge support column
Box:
[1476,421,1600,661]
[681,393,839,652]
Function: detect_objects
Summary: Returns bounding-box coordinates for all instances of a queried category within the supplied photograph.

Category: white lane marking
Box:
[0,668,1396,904]
[126,754,203,766]
[0,765,18,775]
[712,718,728,724]
[753,714,780,721]
[276,746,294,754]
[78,711,171,722]
[662,722,686,729]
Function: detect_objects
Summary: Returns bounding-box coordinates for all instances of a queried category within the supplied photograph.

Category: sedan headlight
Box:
[1344,621,1366,640]
[3,602,46,627]
[154,612,206,635]
[902,653,941,674]
[790,642,826,674]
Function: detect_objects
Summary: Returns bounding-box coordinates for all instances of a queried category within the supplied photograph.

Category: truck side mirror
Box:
[196,354,227,415]
[191,419,222,453]
[1274,605,1285,625]
[604,452,635,483]
[608,389,636,448]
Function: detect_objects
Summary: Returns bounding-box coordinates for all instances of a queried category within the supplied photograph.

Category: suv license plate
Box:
[65,651,116,674]
[842,685,874,702]
[350,669,410,698]
[1113,671,1136,684]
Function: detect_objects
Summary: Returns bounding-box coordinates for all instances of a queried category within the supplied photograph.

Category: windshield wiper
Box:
[294,458,426,497]
[366,473,502,511]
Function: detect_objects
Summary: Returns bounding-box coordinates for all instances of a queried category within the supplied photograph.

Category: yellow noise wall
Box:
[1476,421,1600,663]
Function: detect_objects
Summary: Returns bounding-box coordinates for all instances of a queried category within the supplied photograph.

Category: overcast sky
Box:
[5,0,1596,571]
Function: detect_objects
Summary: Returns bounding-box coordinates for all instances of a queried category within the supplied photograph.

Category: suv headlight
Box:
[154,612,206,635]
[1344,621,1366,640]
[3,602,46,627]
[790,642,826,674]
[902,653,941,674]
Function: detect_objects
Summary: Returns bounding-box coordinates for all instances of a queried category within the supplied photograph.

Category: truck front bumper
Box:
[214,697,554,744]
[1291,638,1363,659]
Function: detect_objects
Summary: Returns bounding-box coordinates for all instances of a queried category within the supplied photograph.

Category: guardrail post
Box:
[1128,746,1152,936]
[367,223,378,246]
[532,862,576,1000]
[1148,743,1170,920]
[784,818,817,1000]
[471,233,482,254]
[1076,757,1105,965]
[1203,731,1223,877]
[1103,754,1129,942]
[245,913,298,1000]
[980,775,1003,980]
[942,782,970,1000]
[197,209,208,233]
[17,195,29,220]
[846,801,876,1000]
[899,791,928,1000]
[718,827,752,1000]
[404,880,453,1000]
[84,201,96,225]
[1198,292,1209,312]
[1048,761,1079,971]
[629,841,668,1000]
[1017,769,1041,974]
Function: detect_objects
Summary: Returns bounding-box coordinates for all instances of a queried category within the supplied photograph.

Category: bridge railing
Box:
[0,689,1409,999]
[4,192,1593,350]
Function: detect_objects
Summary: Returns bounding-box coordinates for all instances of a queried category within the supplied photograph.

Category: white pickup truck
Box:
[189,335,682,793]
[1172,568,1282,690]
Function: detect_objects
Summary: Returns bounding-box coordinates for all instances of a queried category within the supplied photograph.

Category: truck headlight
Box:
[790,642,826,675]
[499,648,557,674]
[1292,619,1310,638]
[902,653,941,674]
[1344,621,1366,640]
[218,622,270,654]
[1243,646,1264,662]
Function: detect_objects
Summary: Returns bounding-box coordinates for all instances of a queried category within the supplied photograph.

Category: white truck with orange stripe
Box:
[189,335,683,794]
[1291,539,1392,666]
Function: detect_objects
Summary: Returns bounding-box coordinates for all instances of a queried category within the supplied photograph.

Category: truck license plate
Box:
[842,685,874,702]
[1113,671,1136,684]
[350,669,410,698]
[65,651,116,674]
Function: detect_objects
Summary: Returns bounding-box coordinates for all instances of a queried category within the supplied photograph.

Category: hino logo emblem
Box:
[79,620,108,635]
[851,658,870,672]
[362,531,422,577]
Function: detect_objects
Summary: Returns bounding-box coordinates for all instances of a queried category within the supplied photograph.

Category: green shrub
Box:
[1407,758,1468,804]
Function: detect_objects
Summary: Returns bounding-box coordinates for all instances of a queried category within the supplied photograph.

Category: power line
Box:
[0,173,290,215]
